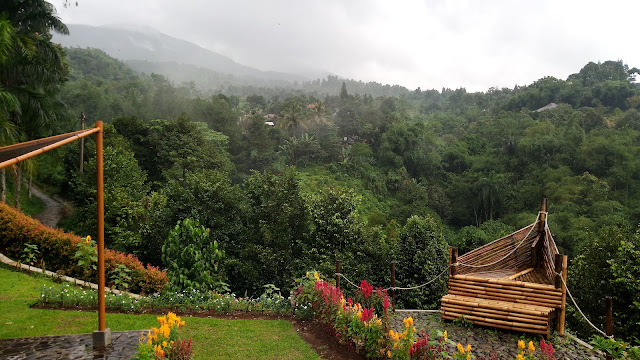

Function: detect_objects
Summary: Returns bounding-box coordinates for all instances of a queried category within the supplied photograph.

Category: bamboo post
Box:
[554,253,568,335]
[605,296,613,360]
[336,260,341,289]
[538,198,548,229]
[79,112,85,173]
[390,262,396,311]
[96,121,105,332]
[532,198,548,267]
[450,247,458,276]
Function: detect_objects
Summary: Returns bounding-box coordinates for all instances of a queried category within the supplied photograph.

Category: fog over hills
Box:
[54,24,320,87]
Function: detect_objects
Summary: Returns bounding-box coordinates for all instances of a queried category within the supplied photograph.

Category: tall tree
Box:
[1,0,69,200]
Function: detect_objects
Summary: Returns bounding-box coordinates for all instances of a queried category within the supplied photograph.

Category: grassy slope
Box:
[0,266,319,360]
[2,181,45,217]
[298,165,393,220]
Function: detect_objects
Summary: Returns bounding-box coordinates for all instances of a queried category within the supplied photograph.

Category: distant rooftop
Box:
[535,103,558,112]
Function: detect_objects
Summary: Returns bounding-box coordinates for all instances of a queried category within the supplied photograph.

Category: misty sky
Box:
[50,0,639,92]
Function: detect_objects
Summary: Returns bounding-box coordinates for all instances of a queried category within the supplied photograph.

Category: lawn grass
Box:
[0,266,320,359]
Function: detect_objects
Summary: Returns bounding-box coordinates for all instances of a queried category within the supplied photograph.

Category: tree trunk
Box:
[15,167,21,209]
[28,175,32,198]
[0,168,4,203]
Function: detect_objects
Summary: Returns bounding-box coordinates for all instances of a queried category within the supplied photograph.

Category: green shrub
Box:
[0,202,167,294]
[162,218,225,293]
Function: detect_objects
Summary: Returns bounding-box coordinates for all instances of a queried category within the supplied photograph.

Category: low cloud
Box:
[50,0,639,92]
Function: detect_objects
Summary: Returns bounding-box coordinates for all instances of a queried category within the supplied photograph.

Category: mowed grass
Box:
[0,266,320,360]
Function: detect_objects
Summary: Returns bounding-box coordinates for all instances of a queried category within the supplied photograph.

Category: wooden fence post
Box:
[605,296,613,360]
[390,262,396,311]
[336,260,341,289]
[450,247,458,276]
[554,253,568,335]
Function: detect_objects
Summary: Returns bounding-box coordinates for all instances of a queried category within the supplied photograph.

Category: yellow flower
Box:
[466,354,471,360]
[466,344,472,353]
[518,340,525,350]
[516,354,524,360]
[457,343,465,354]
[528,341,535,354]
[162,341,167,348]
[314,272,319,281]
[403,317,413,327]
[154,344,165,357]
[443,330,448,342]
[387,350,392,358]
[85,235,91,244]
[306,271,310,278]
[374,318,382,326]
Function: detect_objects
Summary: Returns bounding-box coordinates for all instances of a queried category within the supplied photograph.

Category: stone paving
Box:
[391,310,604,360]
[0,330,143,360]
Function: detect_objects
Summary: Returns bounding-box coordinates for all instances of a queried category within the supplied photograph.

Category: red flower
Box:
[359,280,373,298]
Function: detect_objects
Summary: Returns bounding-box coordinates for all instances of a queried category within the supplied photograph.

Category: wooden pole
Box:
[336,260,340,289]
[554,253,568,335]
[539,198,548,229]
[532,198,548,267]
[96,121,105,332]
[451,247,458,276]
[390,262,396,311]
[605,296,613,360]
[79,112,85,173]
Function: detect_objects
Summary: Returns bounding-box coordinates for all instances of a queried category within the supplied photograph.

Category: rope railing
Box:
[335,264,451,292]
[555,271,613,339]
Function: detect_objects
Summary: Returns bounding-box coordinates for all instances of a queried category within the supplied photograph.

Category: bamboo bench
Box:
[441,274,563,337]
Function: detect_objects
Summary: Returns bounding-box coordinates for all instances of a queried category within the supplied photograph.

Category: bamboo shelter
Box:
[441,199,568,338]
[0,123,110,348]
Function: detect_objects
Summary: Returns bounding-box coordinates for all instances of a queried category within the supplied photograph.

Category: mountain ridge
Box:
[53,24,311,84]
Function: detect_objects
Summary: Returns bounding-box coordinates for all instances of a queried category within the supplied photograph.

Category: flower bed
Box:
[0,202,167,293]
[38,282,291,315]
[291,272,562,360]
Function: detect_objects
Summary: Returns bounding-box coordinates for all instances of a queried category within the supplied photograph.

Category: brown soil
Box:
[34,305,365,360]
[291,319,366,360]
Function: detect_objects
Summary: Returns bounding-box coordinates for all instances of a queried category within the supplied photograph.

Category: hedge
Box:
[0,202,167,294]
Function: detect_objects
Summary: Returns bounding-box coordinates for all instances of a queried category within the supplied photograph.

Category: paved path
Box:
[30,186,64,228]
[391,310,604,359]
[0,331,143,360]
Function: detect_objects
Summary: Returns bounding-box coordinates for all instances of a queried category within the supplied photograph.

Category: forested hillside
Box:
[26,47,640,340]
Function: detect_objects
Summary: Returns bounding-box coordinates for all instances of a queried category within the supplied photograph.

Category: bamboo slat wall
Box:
[457,223,540,275]
[541,226,559,283]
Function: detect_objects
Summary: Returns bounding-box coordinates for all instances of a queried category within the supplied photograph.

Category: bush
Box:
[162,218,225,293]
[0,202,167,294]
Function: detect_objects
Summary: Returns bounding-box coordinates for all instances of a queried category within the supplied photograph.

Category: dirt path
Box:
[29,186,64,228]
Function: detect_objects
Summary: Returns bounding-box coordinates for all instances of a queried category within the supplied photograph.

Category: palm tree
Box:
[0,1,68,205]
[0,116,18,202]
[1,0,69,139]
[278,100,306,136]
[309,101,332,126]
[473,171,506,223]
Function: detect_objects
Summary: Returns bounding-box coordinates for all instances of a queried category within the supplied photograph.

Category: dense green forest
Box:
[1,5,639,341]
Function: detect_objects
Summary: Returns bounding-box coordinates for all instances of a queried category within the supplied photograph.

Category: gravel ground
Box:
[391,310,603,360]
